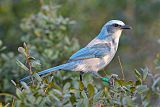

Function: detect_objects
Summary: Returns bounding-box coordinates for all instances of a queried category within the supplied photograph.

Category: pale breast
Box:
[97,42,118,70]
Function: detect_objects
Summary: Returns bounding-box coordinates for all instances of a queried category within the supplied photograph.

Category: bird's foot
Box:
[101,74,119,86]
[101,77,114,86]
[80,71,84,82]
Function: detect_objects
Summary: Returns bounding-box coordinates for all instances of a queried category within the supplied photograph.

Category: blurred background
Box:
[0,0,160,93]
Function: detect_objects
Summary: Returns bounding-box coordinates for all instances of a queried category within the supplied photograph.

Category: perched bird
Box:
[20,20,131,82]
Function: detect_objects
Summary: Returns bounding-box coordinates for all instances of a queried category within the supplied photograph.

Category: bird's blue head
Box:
[98,20,131,40]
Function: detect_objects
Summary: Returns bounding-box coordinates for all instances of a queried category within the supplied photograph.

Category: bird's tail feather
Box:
[19,63,68,82]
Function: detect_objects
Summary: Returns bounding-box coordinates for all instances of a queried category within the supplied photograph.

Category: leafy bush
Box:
[19,5,79,67]
[2,44,160,106]
[0,40,20,93]
[0,4,79,93]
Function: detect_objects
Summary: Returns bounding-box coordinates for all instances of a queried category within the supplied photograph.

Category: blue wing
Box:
[68,43,111,62]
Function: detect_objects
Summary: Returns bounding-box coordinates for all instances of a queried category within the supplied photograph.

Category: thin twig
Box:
[4,103,10,107]
[118,56,125,80]
[27,54,34,85]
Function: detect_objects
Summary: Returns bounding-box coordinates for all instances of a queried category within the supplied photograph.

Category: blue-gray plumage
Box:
[19,20,131,82]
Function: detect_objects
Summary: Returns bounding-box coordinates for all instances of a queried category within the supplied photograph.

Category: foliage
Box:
[2,45,160,106]
[0,40,19,93]
[0,4,79,93]
[19,4,79,67]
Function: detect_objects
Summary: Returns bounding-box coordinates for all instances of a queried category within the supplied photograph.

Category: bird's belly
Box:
[74,55,114,72]
[74,58,101,72]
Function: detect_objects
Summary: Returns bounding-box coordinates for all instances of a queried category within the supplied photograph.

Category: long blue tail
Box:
[19,63,68,82]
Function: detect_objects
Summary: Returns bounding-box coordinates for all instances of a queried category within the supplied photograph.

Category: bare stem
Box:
[12,98,15,107]
[118,56,125,80]
[24,43,34,85]
[0,93,16,99]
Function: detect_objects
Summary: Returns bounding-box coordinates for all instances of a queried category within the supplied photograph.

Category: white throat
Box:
[113,30,122,43]
[110,30,122,51]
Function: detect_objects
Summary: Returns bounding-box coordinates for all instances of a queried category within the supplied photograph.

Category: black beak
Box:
[121,25,132,29]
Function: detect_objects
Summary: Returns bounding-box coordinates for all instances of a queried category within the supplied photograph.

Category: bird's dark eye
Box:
[113,24,119,27]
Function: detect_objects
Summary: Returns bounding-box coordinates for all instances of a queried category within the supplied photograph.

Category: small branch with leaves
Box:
[17,43,35,85]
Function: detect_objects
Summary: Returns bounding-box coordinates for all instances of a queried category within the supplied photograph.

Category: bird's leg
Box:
[80,71,84,82]
[91,72,102,78]
[79,71,88,96]
[91,72,111,83]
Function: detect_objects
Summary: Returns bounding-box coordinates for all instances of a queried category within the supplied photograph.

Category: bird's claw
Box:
[110,74,119,79]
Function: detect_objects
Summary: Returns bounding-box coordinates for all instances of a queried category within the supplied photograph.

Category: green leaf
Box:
[20,81,30,89]
[93,90,103,102]
[135,80,141,86]
[126,80,134,86]
[69,88,77,94]
[143,100,149,107]
[27,95,36,104]
[51,82,62,91]
[53,89,62,96]
[11,80,17,86]
[16,59,29,71]
[31,60,41,68]
[76,99,83,107]
[63,82,71,92]
[87,83,94,98]
[33,73,42,82]
[0,46,6,51]
[152,77,160,91]
[0,40,2,46]
[83,98,89,107]
[116,79,125,86]
[23,42,27,50]
[16,88,22,98]
[134,69,142,79]
[35,96,42,104]
[130,86,136,93]
[49,93,61,102]
[18,47,27,57]
[141,67,149,81]
[136,85,149,94]
[63,93,71,99]
[122,96,133,106]
[79,81,84,91]
[81,91,88,99]
[28,56,36,60]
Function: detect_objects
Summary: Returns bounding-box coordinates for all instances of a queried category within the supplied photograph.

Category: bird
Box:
[19,20,131,82]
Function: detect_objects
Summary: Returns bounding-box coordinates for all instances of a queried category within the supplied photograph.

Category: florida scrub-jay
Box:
[20,20,131,82]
